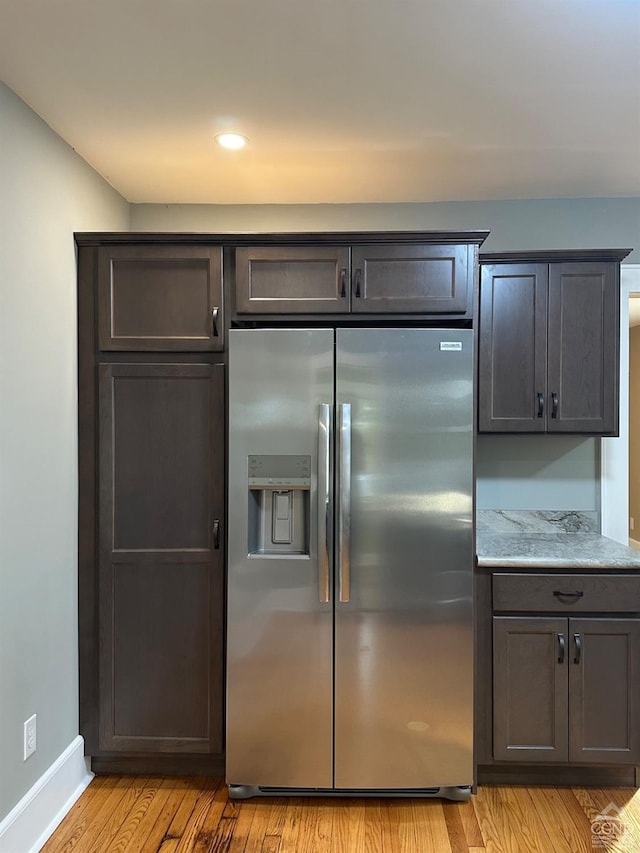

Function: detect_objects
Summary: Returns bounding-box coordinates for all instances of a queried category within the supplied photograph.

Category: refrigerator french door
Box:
[227,328,474,798]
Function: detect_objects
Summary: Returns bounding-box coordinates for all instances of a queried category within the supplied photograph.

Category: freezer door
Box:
[335,328,474,789]
[226,329,334,788]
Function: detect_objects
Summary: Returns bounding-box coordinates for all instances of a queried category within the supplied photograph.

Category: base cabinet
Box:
[493,617,568,762]
[493,616,640,764]
[476,568,640,784]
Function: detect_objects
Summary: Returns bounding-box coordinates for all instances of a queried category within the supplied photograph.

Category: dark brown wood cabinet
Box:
[98,245,224,351]
[493,616,568,762]
[97,363,225,754]
[478,250,629,435]
[568,618,640,763]
[493,615,640,764]
[235,246,350,313]
[235,241,475,316]
[351,243,471,314]
[486,570,640,777]
[77,235,233,774]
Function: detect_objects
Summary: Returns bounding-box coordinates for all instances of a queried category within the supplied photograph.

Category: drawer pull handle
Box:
[354,268,362,297]
[557,633,565,664]
[573,633,582,665]
[551,391,559,418]
[339,268,347,298]
[553,590,584,600]
[211,306,219,337]
[537,392,544,418]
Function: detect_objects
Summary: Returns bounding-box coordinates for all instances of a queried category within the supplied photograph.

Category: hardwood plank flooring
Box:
[42,776,640,853]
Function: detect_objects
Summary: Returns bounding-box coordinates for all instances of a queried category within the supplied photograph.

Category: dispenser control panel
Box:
[248,454,311,489]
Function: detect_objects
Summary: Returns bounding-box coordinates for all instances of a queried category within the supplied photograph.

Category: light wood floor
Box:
[41,776,640,853]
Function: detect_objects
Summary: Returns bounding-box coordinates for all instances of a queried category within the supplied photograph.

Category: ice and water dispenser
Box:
[247,455,311,556]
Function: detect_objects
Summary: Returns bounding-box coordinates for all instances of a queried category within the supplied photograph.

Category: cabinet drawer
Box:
[493,573,640,613]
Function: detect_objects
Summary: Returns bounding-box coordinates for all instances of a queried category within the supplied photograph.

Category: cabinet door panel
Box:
[235,246,350,313]
[108,369,212,553]
[493,617,568,761]
[103,562,221,752]
[478,264,548,432]
[98,246,223,351]
[351,244,470,313]
[547,262,618,433]
[98,363,224,752]
[569,618,640,763]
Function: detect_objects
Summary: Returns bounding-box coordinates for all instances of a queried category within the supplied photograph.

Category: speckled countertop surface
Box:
[476,510,640,570]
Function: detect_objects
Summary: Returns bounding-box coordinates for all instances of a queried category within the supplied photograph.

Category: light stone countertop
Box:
[476,510,640,570]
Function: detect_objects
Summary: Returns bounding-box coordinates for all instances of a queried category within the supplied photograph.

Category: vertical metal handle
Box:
[573,633,582,664]
[354,269,362,298]
[339,268,347,298]
[213,519,220,550]
[551,392,558,419]
[537,392,544,418]
[211,306,219,337]
[337,403,351,603]
[317,404,331,604]
[557,633,565,664]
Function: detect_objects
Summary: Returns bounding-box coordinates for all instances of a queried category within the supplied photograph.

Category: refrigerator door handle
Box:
[338,402,351,603]
[318,404,331,603]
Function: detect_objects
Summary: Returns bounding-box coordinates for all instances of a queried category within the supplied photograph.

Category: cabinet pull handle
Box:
[537,392,544,418]
[573,633,582,665]
[354,268,362,298]
[211,306,219,337]
[213,519,220,550]
[551,392,558,418]
[339,268,347,298]
[553,590,584,600]
[557,633,565,664]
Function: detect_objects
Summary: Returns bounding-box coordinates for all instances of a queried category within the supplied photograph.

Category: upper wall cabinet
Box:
[235,246,350,313]
[235,241,477,316]
[98,246,223,351]
[478,250,630,435]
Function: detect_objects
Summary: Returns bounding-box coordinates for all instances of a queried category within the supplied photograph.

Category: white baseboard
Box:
[0,736,93,853]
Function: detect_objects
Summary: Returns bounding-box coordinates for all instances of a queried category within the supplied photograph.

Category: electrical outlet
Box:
[23,714,36,760]
[631,517,635,532]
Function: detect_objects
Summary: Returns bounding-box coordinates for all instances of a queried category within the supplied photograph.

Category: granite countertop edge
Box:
[476,532,640,571]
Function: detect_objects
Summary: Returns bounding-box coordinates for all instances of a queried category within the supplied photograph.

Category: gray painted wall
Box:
[0,84,129,822]
[477,436,600,511]
[131,198,640,262]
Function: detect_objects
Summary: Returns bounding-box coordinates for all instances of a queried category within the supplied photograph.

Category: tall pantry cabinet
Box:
[78,241,225,772]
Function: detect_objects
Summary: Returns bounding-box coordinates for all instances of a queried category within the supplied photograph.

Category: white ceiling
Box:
[1,0,639,205]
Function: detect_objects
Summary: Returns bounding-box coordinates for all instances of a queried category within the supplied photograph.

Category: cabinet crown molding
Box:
[481,248,632,264]
[75,230,490,247]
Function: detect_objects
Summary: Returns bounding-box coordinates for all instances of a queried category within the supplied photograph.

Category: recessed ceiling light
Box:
[215,133,248,150]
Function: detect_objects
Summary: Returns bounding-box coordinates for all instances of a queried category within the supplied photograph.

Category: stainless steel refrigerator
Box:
[226,327,474,800]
